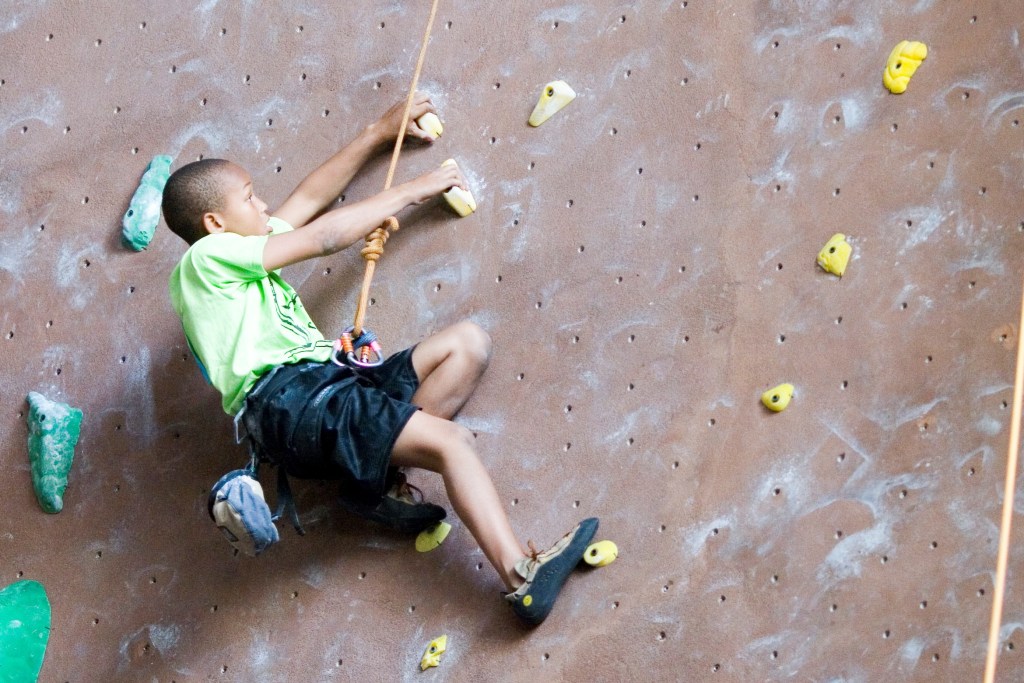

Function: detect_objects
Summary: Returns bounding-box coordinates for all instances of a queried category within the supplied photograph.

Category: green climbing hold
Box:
[122,154,173,251]
[0,580,51,683]
[26,392,82,514]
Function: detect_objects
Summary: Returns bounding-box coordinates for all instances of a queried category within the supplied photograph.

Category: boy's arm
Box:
[273,93,439,229]
[262,163,466,273]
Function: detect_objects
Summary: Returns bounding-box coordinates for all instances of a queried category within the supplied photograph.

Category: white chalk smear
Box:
[0,224,42,283]
[538,4,587,24]
[696,93,730,120]
[1,5,45,34]
[750,146,794,188]
[837,95,870,131]
[170,121,243,157]
[1002,622,1024,643]
[740,630,813,677]
[149,623,182,655]
[932,77,990,114]
[302,563,326,589]
[2,87,62,136]
[248,630,275,676]
[818,523,890,583]
[708,395,736,411]
[947,497,999,547]
[896,205,954,254]
[863,395,945,431]
[605,50,651,91]
[456,414,506,435]
[126,346,158,446]
[899,636,926,669]
[118,622,181,665]
[976,415,1003,436]
[681,515,734,559]
[815,466,933,586]
[955,444,993,470]
[977,384,1013,399]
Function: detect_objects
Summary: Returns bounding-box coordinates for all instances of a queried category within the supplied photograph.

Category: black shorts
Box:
[241,347,420,504]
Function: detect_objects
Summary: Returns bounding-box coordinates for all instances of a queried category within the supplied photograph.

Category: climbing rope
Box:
[334,0,442,369]
[983,273,1024,682]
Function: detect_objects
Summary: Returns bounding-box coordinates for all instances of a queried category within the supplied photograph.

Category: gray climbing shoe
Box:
[504,517,599,625]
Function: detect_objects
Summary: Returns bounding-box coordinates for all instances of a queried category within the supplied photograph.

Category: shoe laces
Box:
[527,540,540,562]
[511,523,584,589]
[512,540,542,584]
[387,471,424,505]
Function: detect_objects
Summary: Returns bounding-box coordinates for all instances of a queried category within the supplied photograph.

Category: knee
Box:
[452,321,492,368]
[432,420,478,468]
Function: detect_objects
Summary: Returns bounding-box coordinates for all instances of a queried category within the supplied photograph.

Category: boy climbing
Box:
[161,94,597,625]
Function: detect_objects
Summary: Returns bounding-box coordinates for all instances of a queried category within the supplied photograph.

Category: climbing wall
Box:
[3,0,1024,680]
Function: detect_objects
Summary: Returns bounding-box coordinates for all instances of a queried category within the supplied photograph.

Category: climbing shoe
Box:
[504,517,599,625]
[339,471,446,534]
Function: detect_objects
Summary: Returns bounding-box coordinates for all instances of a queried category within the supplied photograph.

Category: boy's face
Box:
[204,163,271,238]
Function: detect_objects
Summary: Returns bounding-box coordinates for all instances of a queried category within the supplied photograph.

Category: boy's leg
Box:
[391,410,526,590]
[409,321,492,419]
[392,322,598,624]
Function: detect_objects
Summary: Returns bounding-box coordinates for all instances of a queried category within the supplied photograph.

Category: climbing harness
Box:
[331,0,442,369]
[333,325,384,369]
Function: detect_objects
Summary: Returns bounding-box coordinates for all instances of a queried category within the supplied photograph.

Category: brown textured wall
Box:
[3,1,1024,680]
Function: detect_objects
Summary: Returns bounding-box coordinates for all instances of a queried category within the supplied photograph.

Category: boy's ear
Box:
[201,212,225,234]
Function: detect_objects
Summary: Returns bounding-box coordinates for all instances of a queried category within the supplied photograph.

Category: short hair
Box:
[161,158,234,244]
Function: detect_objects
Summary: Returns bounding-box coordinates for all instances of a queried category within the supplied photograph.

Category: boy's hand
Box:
[371,92,438,144]
[403,163,467,205]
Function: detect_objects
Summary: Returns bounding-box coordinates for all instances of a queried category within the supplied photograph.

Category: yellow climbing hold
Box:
[440,159,476,217]
[523,595,533,607]
[419,634,448,671]
[883,40,928,94]
[416,112,443,140]
[761,383,794,412]
[415,521,452,553]
[583,540,618,567]
[528,80,576,126]
[817,233,852,277]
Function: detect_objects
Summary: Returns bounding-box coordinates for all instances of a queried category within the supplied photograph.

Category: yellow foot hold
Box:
[416,112,443,140]
[415,521,452,553]
[420,634,448,671]
[528,80,576,126]
[883,40,928,94]
[817,233,852,277]
[583,540,618,567]
[440,159,476,216]
[762,383,794,412]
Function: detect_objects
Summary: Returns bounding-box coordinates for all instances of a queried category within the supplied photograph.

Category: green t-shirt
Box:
[169,216,333,414]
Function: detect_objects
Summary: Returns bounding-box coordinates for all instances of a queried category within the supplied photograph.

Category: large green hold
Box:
[0,580,51,683]
[121,154,173,251]
[25,392,82,514]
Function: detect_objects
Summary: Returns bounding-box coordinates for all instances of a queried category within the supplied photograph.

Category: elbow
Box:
[313,221,346,256]
[315,213,367,256]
